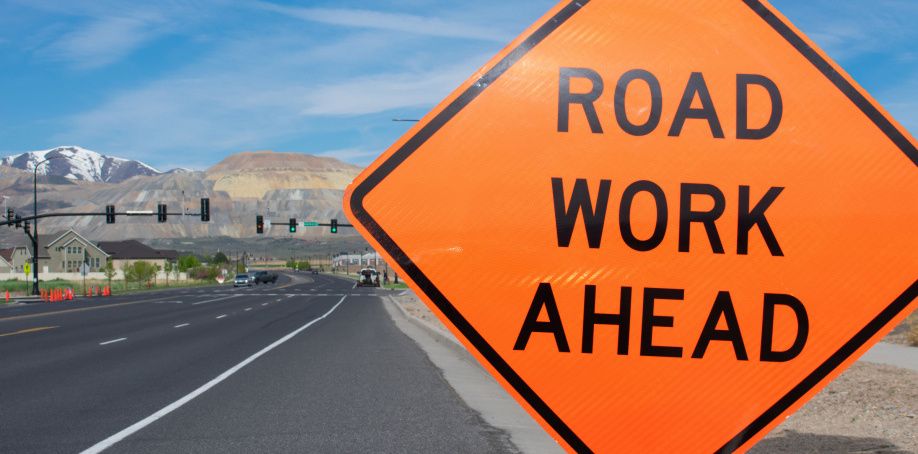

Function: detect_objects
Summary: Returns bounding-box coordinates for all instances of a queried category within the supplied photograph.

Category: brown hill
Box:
[0,151,363,243]
[205,151,362,199]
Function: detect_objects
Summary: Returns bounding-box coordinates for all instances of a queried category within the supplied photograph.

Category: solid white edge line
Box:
[80,295,347,454]
[99,338,127,345]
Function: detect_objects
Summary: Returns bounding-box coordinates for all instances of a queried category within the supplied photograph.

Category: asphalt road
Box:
[0,273,517,453]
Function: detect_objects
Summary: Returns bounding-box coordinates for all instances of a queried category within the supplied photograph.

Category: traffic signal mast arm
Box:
[1,199,211,227]
[253,216,352,234]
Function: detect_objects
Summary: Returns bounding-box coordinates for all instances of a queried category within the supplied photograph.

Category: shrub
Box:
[907,313,918,347]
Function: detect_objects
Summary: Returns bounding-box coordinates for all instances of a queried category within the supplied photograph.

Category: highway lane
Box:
[0,273,516,453]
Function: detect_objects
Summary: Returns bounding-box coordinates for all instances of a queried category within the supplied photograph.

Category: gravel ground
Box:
[393,291,918,453]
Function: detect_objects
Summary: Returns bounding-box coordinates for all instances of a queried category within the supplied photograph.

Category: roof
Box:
[158,249,180,260]
[97,239,167,260]
[0,248,13,262]
[14,232,64,258]
[47,229,108,256]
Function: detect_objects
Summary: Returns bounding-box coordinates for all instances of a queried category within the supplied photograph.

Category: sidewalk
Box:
[862,342,918,372]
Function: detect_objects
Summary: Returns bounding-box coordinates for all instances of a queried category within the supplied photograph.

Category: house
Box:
[46,229,110,273]
[97,239,172,272]
[0,248,13,274]
[10,233,61,273]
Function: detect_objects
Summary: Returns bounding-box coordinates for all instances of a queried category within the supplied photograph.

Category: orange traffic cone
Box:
[5,290,8,301]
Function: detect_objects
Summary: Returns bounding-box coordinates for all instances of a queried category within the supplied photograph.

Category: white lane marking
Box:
[192,295,241,306]
[216,315,227,319]
[99,338,126,345]
[174,324,189,328]
[80,295,347,454]
[245,308,252,311]
[262,303,269,306]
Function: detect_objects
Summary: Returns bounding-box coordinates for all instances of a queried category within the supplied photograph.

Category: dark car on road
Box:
[252,270,278,284]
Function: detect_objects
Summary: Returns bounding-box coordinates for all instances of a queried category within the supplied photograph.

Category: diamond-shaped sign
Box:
[344,1,918,452]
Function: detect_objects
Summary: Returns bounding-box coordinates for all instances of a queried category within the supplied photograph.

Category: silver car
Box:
[233,273,252,287]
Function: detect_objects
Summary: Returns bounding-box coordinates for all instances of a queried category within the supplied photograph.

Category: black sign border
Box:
[349,1,918,453]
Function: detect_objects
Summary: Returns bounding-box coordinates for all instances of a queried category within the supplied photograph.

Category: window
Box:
[77,247,82,254]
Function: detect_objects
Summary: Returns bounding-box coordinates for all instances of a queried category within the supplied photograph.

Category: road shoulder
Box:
[383,292,566,454]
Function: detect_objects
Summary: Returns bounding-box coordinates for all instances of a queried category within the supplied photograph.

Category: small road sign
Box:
[345,1,918,453]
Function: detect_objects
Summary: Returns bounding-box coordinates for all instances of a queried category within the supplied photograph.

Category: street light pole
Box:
[32,156,62,295]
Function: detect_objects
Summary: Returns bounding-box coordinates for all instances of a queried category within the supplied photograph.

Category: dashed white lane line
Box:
[99,338,126,345]
[262,303,269,306]
[80,296,348,454]
[192,295,241,306]
[245,308,252,311]
[216,315,227,319]
[174,323,189,328]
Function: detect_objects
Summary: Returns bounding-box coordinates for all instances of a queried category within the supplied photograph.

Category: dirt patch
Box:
[753,361,918,453]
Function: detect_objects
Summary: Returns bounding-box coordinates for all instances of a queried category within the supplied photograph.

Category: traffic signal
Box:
[14,214,21,228]
[23,220,30,235]
[158,203,167,222]
[256,215,264,234]
[106,205,115,224]
[6,208,12,224]
[330,218,338,234]
[289,218,296,233]
[201,198,210,222]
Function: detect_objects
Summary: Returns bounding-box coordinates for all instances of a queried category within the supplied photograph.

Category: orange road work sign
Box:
[344,1,918,453]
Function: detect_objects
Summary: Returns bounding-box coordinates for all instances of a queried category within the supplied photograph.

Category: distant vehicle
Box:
[252,270,278,284]
[311,269,319,275]
[357,268,380,287]
[233,273,252,287]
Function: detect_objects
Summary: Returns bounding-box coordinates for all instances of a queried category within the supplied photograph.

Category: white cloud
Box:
[775,1,918,63]
[300,59,483,116]
[254,2,511,43]
[39,16,155,69]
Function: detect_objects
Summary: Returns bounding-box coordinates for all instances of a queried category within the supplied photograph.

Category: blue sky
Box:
[1,0,916,171]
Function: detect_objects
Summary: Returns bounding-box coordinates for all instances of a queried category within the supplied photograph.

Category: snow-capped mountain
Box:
[0,146,161,183]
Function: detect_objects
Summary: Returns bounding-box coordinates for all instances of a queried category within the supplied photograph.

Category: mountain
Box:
[0,150,364,242]
[1,146,161,183]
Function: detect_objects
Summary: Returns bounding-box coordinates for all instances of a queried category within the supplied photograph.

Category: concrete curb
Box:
[387,294,486,373]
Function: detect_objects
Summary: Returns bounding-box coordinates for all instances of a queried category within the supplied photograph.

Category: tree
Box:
[103,259,116,289]
[178,255,202,273]
[163,261,173,285]
[122,262,137,288]
[214,252,229,264]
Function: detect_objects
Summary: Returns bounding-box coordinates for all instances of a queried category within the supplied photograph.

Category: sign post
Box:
[345,1,918,453]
